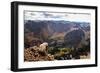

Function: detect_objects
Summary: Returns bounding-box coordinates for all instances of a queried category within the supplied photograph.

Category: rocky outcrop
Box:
[24,46,54,62]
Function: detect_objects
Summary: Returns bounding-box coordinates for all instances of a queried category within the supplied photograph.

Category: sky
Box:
[24,11,91,22]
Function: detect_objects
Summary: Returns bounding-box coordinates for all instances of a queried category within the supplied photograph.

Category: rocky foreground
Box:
[24,46,54,62]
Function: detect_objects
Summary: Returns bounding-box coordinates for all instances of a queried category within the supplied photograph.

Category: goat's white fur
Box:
[39,42,48,52]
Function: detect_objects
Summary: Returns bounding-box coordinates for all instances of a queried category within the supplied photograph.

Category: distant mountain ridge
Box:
[25,20,90,33]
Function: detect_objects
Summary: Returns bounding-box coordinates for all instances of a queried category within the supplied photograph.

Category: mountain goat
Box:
[39,42,48,55]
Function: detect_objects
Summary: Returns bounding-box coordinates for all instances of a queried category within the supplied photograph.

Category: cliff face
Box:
[24,46,54,62]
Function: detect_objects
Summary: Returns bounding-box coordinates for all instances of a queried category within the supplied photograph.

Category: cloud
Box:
[24,11,91,22]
